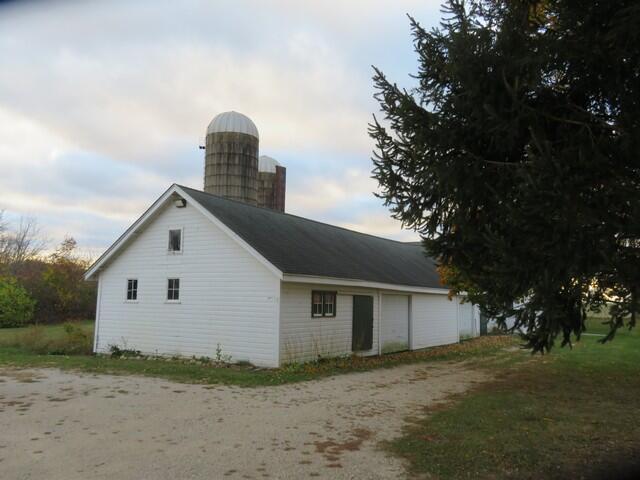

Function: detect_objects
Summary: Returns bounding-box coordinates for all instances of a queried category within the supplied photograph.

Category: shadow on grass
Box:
[387,321,640,479]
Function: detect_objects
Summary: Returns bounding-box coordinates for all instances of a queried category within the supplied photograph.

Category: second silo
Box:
[204,111,259,205]
[257,155,286,212]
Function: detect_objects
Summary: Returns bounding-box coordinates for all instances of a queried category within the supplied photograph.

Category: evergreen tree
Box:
[370,0,640,351]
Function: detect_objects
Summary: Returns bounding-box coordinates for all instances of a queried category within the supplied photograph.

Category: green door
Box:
[352,295,374,351]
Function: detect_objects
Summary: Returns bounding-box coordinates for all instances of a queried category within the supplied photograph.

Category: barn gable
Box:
[92,193,281,366]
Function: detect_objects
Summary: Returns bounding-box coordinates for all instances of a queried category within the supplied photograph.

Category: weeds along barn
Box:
[85,111,479,367]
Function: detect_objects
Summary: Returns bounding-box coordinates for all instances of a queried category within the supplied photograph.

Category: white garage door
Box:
[381,294,409,353]
[411,293,459,349]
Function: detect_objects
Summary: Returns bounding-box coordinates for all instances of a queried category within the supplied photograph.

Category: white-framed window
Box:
[126,279,138,301]
[323,293,335,316]
[167,278,180,302]
[168,229,182,253]
[311,291,336,317]
[312,291,323,316]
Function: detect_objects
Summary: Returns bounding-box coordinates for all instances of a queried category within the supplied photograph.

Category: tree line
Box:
[0,211,96,327]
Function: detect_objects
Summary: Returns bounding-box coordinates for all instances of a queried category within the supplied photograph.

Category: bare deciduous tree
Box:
[0,210,8,267]
[0,214,47,269]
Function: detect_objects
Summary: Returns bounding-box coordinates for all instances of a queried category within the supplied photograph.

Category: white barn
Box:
[85,184,479,367]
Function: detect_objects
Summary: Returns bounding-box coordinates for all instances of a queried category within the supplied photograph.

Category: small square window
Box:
[311,291,336,317]
[126,279,138,301]
[168,229,182,252]
[167,278,180,301]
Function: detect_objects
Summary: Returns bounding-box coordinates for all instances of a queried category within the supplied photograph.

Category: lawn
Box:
[2,319,637,477]
[0,320,95,343]
[388,318,640,479]
[0,321,515,387]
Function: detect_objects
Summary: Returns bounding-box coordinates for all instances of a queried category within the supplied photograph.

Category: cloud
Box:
[0,1,376,165]
[0,0,437,251]
[286,168,378,214]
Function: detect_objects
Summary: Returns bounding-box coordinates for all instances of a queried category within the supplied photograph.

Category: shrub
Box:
[0,276,36,328]
[108,344,142,358]
[215,343,232,364]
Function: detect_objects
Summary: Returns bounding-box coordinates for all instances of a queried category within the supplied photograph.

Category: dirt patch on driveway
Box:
[0,362,490,479]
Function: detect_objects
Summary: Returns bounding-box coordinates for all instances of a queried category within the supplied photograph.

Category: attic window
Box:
[168,229,182,252]
[312,291,337,317]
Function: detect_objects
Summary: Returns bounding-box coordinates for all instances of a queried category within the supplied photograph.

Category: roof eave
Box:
[281,273,451,295]
[84,184,179,281]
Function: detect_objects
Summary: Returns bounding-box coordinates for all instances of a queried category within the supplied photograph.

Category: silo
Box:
[257,155,286,212]
[204,111,259,205]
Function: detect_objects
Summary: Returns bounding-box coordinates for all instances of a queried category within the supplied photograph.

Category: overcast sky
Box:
[0,0,442,256]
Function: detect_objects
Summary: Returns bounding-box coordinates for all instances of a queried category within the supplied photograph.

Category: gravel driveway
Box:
[0,362,488,480]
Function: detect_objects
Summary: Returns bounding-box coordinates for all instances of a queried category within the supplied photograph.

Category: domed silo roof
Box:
[207,111,259,139]
[258,155,281,173]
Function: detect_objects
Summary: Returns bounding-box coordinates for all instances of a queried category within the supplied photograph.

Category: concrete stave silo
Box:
[204,111,259,205]
[257,155,286,212]
[203,111,286,212]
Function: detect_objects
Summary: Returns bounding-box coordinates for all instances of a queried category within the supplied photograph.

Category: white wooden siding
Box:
[95,201,280,367]
[279,283,379,364]
[410,293,460,349]
[380,294,410,353]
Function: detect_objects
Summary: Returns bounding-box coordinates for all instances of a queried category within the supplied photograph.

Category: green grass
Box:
[0,320,94,343]
[0,320,94,355]
[0,321,516,387]
[388,318,640,479]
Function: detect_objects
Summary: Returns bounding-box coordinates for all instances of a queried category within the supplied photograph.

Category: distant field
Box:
[0,320,94,345]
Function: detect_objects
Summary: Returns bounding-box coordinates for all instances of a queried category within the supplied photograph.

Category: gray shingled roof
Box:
[180,185,444,289]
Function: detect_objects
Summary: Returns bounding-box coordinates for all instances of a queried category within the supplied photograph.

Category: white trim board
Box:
[282,274,452,295]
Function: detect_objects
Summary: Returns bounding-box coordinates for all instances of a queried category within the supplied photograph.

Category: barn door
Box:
[352,295,373,351]
[381,294,410,353]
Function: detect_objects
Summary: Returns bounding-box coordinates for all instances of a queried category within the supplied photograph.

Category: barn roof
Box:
[179,185,444,289]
